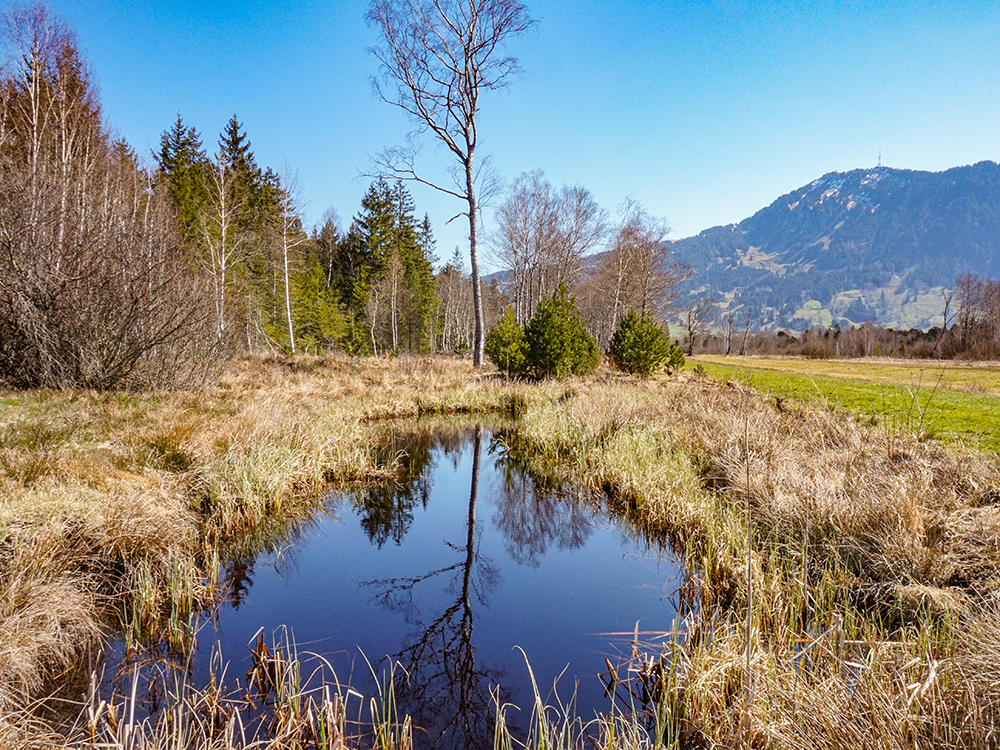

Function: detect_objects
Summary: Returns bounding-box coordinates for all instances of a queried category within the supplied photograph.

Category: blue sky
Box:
[32,0,1000,270]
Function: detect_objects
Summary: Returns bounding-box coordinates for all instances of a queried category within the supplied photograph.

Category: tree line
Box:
[0,4,479,388]
[690,272,1000,361]
[157,115,447,359]
[9,1,994,394]
[0,2,697,389]
[0,5,216,390]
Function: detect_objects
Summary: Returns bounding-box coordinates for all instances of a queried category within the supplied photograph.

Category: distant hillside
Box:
[666,162,1000,331]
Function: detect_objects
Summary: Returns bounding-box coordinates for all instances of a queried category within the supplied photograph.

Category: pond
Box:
[101,425,686,748]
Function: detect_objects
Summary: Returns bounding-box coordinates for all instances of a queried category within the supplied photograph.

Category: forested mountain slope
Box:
[667,162,1000,330]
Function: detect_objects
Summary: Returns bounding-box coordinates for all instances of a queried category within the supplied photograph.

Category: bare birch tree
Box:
[366,0,535,368]
[683,296,717,356]
[492,170,554,324]
[492,171,607,324]
[365,280,383,357]
[275,172,307,354]
[0,5,217,389]
[200,155,251,339]
[436,248,476,352]
[588,198,686,347]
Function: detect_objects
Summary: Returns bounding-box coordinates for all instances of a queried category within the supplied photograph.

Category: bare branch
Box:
[366,0,535,367]
[368,142,466,201]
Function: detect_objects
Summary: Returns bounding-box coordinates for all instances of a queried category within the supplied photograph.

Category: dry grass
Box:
[3,355,1000,747]
[0,356,519,721]
[496,371,1000,746]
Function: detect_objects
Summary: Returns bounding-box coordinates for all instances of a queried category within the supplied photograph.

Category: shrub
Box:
[609,309,684,377]
[667,343,686,373]
[523,285,599,379]
[485,307,527,375]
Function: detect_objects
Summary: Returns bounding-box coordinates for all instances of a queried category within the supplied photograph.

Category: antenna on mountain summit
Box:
[878,149,882,168]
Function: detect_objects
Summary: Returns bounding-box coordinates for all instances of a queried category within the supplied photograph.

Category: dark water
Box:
[104,426,685,748]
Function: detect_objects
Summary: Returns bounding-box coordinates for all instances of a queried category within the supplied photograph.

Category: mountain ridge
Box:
[666,161,1000,331]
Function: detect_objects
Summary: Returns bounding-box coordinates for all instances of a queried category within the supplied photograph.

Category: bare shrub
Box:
[0,5,221,390]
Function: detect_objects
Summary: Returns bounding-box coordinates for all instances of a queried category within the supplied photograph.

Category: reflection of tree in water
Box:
[355,436,434,548]
[491,453,594,567]
[225,556,254,608]
[221,507,336,609]
[362,427,511,750]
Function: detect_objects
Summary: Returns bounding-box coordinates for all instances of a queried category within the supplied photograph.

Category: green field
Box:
[690,355,1000,454]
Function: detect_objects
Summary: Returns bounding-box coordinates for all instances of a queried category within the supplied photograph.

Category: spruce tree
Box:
[217,115,279,236]
[156,113,210,245]
[524,284,599,379]
[609,309,682,377]
[485,306,527,375]
[402,212,439,352]
[353,179,439,354]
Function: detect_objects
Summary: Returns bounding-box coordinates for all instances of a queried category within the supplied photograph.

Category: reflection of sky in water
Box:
[127,428,683,748]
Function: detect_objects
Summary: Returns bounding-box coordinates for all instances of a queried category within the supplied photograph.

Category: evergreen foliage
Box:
[153,117,445,359]
[218,114,276,220]
[157,113,285,348]
[523,285,599,379]
[484,307,527,375]
[609,309,684,377]
[353,179,440,354]
[156,113,210,244]
[292,263,345,352]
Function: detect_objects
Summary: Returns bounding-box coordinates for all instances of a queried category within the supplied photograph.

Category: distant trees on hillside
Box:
[693,274,1000,360]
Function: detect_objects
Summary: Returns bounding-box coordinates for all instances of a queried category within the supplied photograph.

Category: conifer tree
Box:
[401,211,438,352]
[295,215,345,353]
[313,211,342,291]
[523,284,599,379]
[355,179,395,352]
[156,113,210,245]
[353,179,439,354]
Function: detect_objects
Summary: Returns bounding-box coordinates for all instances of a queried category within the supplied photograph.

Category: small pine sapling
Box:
[609,309,684,377]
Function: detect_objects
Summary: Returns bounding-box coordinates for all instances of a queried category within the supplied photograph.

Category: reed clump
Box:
[499,372,1000,746]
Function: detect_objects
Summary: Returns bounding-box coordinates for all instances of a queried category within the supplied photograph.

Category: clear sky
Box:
[29,0,1000,270]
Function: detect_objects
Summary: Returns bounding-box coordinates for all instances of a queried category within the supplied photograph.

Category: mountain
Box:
[666,162,1000,331]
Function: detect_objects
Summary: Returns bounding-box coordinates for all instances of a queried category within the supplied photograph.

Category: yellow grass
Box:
[2,354,1000,747]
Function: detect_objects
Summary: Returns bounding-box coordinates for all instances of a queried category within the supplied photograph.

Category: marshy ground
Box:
[2,354,1000,748]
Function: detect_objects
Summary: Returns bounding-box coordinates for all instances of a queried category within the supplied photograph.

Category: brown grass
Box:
[0,355,505,718]
[497,372,1000,746]
[2,355,1000,747]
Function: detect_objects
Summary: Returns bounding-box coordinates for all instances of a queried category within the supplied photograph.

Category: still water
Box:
[114,426,684,747]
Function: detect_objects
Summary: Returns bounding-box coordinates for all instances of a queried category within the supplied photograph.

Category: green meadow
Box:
[692,355,1000,454]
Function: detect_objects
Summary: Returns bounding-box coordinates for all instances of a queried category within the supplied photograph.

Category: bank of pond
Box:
[70,425,685,749]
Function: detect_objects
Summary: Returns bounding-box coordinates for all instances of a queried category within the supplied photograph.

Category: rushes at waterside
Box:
[499,374,1000,745]
[68,632,362,750]
[0,356,501,716]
